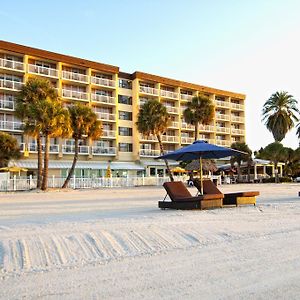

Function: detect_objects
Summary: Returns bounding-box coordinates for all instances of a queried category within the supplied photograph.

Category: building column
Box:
[254,163,257,180]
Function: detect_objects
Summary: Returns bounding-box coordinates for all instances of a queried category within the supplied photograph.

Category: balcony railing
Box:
[181,136,194,144]
[91,94,115,105]
[169,121,179,128]
[139,149,160,157]
[199,125,215,132]
[231,116,245,123]
[95,112,116,122]
[102,129,116,138]
[216,140,231,147]
[215,100,230,108]
[216,127,230,134]
[231,103,244,110]
[180,94,193,101]
[91,76,115,88]
[62,145,89,154]
[161,135,179,143]
[28,143,60,153]
[216,114,230,121]
[140,134,157,142]
[0,58,24,71]
[181,122,194,130]
[62,89,88,101]
[139,86,159,96]
[0,99,14,110]
[62,71,88,83]
[0,79,23,91]
[231,128,245,135]
[28,64,58,78]
[165,106,179,114]
[0,120,23,131]
[160,90,178,99]
[92,146,116,155]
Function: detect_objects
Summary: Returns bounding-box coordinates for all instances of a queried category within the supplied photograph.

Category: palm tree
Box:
[230,142,252,182]
[262,91,299,142]
[183,95,214,141]
[62,104,102,188]
[30,98,71,190]
[0,132,21,168]
[136,99,174,181]
[15,77,58,189]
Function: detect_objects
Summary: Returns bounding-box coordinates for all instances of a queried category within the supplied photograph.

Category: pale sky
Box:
[1,0,299,151]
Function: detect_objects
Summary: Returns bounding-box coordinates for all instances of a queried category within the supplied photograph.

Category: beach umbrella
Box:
[157,140,245,194]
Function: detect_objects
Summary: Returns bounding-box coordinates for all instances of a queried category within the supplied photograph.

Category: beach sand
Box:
[0,183,299,299]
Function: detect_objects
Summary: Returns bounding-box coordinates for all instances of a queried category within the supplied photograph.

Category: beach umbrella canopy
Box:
[157,140,245,193]
[0,166,28,172]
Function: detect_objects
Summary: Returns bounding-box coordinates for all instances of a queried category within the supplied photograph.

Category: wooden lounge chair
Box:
[158,181,223,210]
[194,179,259,206]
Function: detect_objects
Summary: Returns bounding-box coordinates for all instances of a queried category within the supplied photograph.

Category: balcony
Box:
[62,71,88,83]
[28,143,59,153]
[102,129,116,138]
[231,102,244,110]
[91,76,115,88]
[0,58,24,72]
[181,122,194,130]
[216,114,230,121]
[95,112,116,122]
[199,124,215,132]
[160,90,178,99]
[161,135,179,143]
[139,149,160,157]
[216,127,231,134]
[181,136,194,144]
[62,89,88,101]
[165,106,179,114]
[0,79,23,91]
[92,146,116,156]
[231,116,245,123]
[0,99,14,111]
[180,94,193,101]
[215,100,230,108]
[28,64,58,78]
[91,93,115,105]
[0,120,23,131]
[139,86,159,96]
[169,121,179,128]
[62,145,89,155]
[140,134,157,142]
[231,128,245,135]
[216,140,231,147]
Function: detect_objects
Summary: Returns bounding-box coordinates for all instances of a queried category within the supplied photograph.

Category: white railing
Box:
[199,125,215,132]
[165,106,179,114]
[62,71,88,83]
[92,146,116,155]
[91,76,115,88]
[181,136,194,144]
[0,175,187,191]
[102,129,116,138]
[216,127,230,133]
[231,128,245,135]
[0,120,23,131]
[215,140,231,147]
[231,116,245,123]
[62,89,88,100]
[215,100,230,108]
[139,149,160,157]
[216,114,230,121]
[62,145,89,154]
[161,135,179,143]
[95,112,116,121]
[180,94,193,101]
[139,86,159,95]
[28,64,58,77]
[0,99,14,110]
[181,122,194,130]
[28,143,60,153]
[140,134,157,142]
[0,79,23,91]
[0,58,24,71]
[91,93,115,105]
[231,103,244,110]
[169,121,179,128]
[160,90,178,99]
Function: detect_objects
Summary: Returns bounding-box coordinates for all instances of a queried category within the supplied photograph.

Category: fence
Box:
[0,175,188,192]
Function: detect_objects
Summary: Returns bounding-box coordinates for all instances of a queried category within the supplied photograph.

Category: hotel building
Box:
[0,40,246,177]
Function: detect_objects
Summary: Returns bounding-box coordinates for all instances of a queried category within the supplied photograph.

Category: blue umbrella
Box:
[157,140,246,194]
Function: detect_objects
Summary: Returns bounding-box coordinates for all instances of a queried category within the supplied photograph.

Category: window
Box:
[119,111,132,121]
[118,95,132,105]
[118,143,133,152]
[119,79,132,89]
[119,127,132,136]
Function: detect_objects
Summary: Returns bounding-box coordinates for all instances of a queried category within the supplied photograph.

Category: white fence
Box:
[0,175,187,192]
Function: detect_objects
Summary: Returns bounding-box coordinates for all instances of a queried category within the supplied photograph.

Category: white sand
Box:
[0,183,300,299]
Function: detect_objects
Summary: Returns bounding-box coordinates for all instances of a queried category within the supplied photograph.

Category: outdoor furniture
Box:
[159,181,223,210]
[194,179,259,206]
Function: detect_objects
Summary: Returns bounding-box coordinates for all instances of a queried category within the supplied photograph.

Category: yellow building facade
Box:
[0,41,246,177]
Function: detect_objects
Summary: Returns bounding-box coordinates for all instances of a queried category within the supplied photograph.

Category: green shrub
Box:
[262,177,292,183]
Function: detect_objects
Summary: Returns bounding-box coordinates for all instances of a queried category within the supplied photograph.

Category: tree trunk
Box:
[274,161,279,183]
[157,134,174,182]
[62,138,79,188]
[36,134,43,189]
[41,134,50,191]
[194,122,199,141]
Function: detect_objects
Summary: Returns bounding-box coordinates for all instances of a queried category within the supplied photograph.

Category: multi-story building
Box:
[0,40,246,177]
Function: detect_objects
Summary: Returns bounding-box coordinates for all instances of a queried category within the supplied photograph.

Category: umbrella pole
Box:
[200,157,203,195]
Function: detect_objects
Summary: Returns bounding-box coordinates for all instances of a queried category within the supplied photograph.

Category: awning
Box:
[10,160,145,170]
